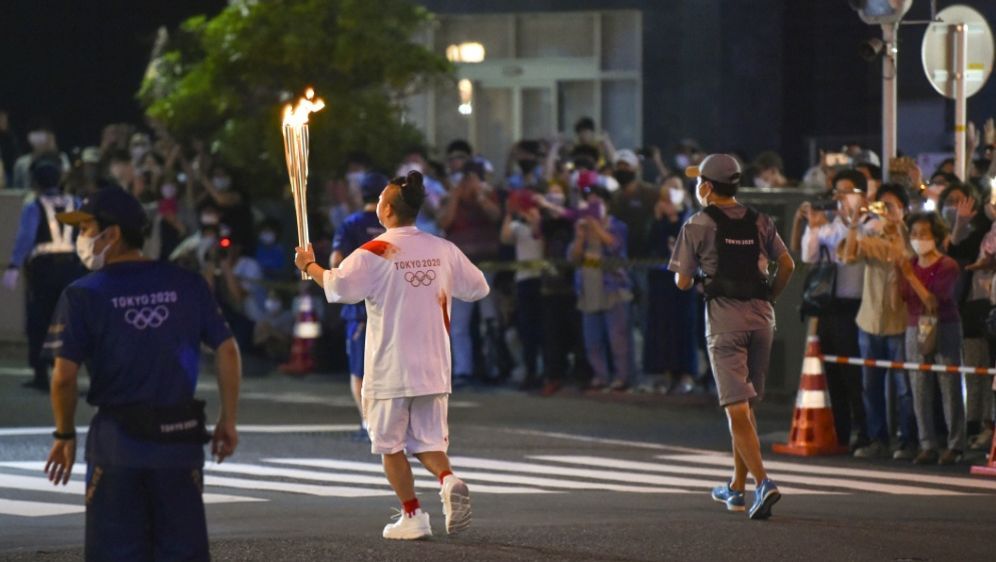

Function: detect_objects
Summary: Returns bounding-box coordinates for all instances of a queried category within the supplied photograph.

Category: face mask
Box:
[546,192,566,206]
[160,183,178,199]
[669,187,686,206]
[613,170,637,186]
[212,177,231,191]
[265,297,282,315]
[28,131,48,149]
[259,231,277,245]
[76,229,111,271]
[674,154,690,169]
[130,146,148,162]
[754,176,771,189]
[941,207,958,227]
[449,172,464,185]
[200,213,219,226]
[346,171,366,187]
[911,239,936,256]
[518,159,537,174]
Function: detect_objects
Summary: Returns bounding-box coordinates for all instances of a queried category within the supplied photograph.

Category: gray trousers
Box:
[905,324,967,452]
[963,337,995,425]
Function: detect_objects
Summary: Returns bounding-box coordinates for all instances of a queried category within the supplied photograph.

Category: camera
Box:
[811,199,838,212]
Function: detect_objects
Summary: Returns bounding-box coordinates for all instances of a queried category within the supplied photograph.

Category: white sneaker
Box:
[382,508,432,540]
[439,475,472,535]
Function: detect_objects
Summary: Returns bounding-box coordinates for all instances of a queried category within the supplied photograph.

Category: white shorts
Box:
[363,394,449,455]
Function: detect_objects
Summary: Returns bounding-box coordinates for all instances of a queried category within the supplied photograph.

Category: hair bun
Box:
[405,170,424,189]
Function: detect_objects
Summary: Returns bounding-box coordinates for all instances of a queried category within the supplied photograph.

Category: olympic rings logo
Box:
[124,306,170,330]
[404,270,437,287]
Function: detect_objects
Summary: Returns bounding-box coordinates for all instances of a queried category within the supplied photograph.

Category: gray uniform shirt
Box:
[668,203,788,336]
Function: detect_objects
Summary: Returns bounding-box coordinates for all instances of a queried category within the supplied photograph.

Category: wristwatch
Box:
[52,430,76,440]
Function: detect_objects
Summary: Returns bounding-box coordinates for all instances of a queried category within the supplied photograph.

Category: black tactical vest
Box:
[701,205,770,301]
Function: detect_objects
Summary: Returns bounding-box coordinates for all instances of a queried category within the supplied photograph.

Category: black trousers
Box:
[516,278,544,377]
[85,464,209,562]
[541,291,590,383]
[25,253,84,383]
[817,298,868,446]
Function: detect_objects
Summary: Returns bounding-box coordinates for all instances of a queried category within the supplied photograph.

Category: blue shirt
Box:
[48,260,232,468]
[332,210,385,320]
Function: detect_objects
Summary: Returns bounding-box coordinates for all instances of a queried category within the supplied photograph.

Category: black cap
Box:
[56,186,148,232]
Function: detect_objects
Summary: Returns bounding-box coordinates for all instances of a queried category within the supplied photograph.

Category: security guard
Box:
[3,155,85,391]
[43,186,242,561]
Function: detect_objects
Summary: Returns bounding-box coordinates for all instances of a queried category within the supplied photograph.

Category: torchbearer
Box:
[295,171,489,539]
[669,154,795,520]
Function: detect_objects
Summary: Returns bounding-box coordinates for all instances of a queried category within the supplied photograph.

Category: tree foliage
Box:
[138,0,451,195]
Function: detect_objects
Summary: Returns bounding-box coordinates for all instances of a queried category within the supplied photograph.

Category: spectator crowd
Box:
[2,108,995,467]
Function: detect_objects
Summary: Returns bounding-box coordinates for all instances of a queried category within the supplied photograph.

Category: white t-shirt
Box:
[508,220,544,282]
[322,225,490,399]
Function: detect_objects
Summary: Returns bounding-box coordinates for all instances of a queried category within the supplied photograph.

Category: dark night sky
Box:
[0,0,226,149]
[3,0,996,173]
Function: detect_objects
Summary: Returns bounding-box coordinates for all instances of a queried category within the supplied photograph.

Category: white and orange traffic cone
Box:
[279,292,321,375]
[772,330,848,457]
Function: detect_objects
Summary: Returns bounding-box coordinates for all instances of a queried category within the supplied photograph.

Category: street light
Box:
[446,42,486,64]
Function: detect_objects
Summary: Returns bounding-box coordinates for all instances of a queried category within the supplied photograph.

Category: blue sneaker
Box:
[748,478,781,520]
[710,481,746,512]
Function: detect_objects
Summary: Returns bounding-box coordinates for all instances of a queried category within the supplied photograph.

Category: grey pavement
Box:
[0,359,993,562]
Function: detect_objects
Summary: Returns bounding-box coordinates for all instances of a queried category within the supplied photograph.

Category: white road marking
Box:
[447,456,832,495]
[0,464,265,506]
[0,367,34,377]
[266,458,681,494]
[498,428,717,455]
[204,475,394,498]
[660,454,996,493]
[0,427,90,437]
[0,498,83,517]
[0,424,357,437]
[533,456,969,496]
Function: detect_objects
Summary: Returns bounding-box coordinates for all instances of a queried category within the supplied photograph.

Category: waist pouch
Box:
[102,399,211,444]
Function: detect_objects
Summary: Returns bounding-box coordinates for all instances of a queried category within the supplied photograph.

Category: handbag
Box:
[800,246,837,319]
[917,315,939,357]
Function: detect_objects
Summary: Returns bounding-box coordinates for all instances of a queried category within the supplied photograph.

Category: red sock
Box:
[402,498,420,517]
[438,470,453,484]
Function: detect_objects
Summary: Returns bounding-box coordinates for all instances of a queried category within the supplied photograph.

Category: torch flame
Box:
[282,88,325,127]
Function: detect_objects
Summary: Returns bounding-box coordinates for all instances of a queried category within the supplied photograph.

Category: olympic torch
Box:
[281,88,325,279]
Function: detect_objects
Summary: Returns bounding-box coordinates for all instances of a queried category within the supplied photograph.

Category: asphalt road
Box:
[0,360,993,562]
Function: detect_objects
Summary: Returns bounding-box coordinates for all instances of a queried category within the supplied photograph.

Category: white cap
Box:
[614,149,640,169]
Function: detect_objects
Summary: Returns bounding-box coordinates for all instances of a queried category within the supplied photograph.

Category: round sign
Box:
[922,5,995,99]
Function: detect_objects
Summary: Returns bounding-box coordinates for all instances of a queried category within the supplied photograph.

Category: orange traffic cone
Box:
[772,333,848,457]
[279,293,321,375]
[970,431,996,477]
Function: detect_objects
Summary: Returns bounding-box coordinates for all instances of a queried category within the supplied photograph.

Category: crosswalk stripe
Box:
[0,498,84,517]
[205,475,394,498]
[447,456,834,495]
[206,462,552,495]
[266,458,681,494]
[658,454,996,493]
[532,456,970,496]
[0,464,266,505]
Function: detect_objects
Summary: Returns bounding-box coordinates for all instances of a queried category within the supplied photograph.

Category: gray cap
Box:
[685,154,742,184]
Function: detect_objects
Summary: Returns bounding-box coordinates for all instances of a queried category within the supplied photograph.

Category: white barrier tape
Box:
[821,355,996,376]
